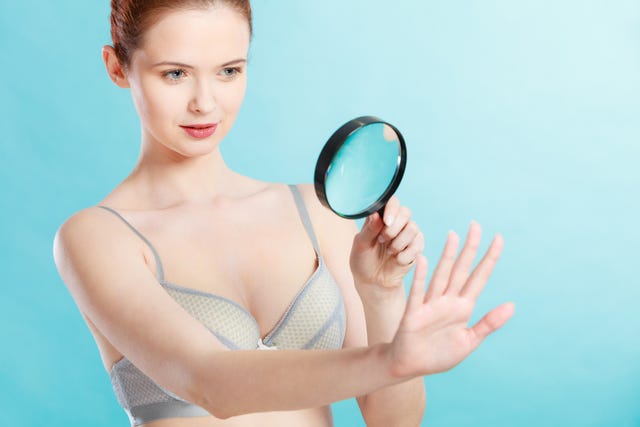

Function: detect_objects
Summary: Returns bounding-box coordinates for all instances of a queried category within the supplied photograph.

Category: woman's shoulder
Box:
[55,205,113,241]
[56,203,128,236]
[53,204,144,272]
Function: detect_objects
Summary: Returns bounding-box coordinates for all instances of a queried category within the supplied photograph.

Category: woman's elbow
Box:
[180,361,236,420]
[180,378,233,419]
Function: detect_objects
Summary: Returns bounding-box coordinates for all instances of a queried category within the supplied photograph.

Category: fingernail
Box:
[378,235,386,243]
[384,215,395,226]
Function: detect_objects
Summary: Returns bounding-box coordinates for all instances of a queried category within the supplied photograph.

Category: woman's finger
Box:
[460,234,504,301]
[379,205,411,244]
[354,212,385,248]
[468,302,515,350]
[395,231,424,266]
[424,231,459,300]
[381,196,401,229]
[387,220,420,255]
[444,221,482,295]
[407,255,428,312]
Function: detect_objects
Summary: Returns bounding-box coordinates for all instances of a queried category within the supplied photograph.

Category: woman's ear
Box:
[102,45,130,88]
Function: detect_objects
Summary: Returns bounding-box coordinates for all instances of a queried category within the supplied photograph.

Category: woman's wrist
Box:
[374,341,415,383]
[356,280,406,310]
[355,282,406,344]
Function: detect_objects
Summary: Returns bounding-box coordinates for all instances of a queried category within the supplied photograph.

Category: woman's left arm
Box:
[347,197,426,427]
[304,187,425,426]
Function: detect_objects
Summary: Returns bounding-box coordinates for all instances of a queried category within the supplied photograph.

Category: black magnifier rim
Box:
[314,115,407,219]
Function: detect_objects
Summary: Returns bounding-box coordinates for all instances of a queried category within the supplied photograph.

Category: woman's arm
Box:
[309,193,425,426]
[53,204,513,420]
[350,200,428,427]
[52,208,403,419]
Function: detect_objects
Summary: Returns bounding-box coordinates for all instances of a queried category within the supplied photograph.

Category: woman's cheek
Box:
[149,87,185,124]
[132,81,161,123]
[224,81,247,113]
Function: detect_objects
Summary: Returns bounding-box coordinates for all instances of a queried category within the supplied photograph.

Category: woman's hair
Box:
[110,0,252,68]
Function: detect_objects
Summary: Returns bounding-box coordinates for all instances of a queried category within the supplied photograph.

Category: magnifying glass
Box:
[314,116,407,219]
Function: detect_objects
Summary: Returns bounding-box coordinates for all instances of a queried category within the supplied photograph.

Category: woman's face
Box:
[124,5,250,157]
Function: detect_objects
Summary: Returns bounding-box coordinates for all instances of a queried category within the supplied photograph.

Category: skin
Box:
[52,5,514,427]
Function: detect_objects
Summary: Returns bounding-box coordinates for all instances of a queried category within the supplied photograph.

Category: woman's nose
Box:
[188,81,217,114]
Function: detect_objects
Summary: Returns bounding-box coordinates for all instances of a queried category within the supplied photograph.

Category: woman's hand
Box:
[350,196,424,295]
[388,221,514,378]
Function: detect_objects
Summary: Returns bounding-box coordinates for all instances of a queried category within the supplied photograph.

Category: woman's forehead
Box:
[137,6,250,65]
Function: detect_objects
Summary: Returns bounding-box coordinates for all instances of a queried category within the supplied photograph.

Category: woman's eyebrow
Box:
[151,61,193,69]
[152,59,247,68]
[220,58,247,67]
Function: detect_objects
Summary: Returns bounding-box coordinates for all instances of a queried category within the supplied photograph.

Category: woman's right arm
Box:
[52,208,402,419]
[53,208,513,420]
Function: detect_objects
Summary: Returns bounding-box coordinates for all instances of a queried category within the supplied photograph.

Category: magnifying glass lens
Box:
[325,123,401,217]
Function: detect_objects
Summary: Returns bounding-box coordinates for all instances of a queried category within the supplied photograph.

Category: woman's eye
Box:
[220,67,242,79]
[163,69,186,81]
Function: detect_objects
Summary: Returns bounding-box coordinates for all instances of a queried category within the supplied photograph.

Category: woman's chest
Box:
[141,210,325,340]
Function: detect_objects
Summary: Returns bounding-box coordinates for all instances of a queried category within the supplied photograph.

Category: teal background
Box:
[1,1,639,426]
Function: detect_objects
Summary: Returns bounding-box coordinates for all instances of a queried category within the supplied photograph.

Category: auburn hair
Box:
[110,0,252,68]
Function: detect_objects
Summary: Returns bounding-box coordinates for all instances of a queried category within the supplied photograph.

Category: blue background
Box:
[1,1,639,426]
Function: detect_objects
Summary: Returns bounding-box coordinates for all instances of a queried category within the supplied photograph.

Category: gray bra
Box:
[96,185,346,426]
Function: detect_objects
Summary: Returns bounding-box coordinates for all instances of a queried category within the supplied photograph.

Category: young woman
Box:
[53,1,514,426]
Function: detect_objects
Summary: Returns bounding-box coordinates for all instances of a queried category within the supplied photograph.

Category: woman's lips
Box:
[180,123,217,139]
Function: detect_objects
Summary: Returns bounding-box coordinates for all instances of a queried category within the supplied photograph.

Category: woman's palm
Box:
[390,222,514,378]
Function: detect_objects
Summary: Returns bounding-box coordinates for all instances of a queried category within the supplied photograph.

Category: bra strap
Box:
[287,185,321,254]
[95,205,165,282]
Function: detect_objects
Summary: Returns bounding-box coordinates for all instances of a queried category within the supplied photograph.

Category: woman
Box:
[53,1,514,426]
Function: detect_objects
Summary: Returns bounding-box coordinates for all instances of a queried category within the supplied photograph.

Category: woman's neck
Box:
[124,143,254,209]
